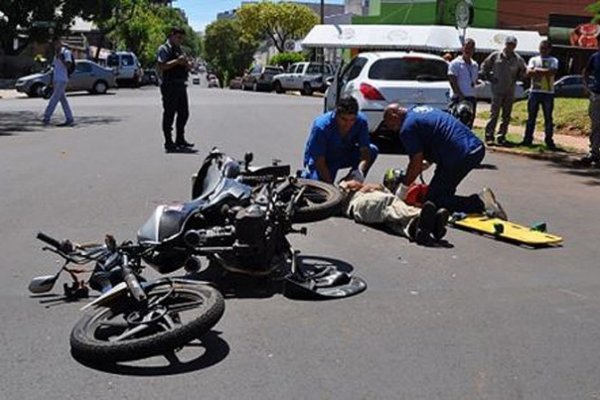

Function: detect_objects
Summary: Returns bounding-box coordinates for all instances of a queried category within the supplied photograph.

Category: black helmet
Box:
[453,100,474,126]
[382,168,405,193]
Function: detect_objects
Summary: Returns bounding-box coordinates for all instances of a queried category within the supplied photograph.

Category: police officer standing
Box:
[157,27,194,152]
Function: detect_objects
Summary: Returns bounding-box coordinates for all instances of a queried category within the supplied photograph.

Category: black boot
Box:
[415,201,436,245]
[432,208,450,241]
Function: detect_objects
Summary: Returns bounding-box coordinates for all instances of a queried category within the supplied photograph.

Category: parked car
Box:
[272,62,334,96]
[474,80,527,102]
[325,51,451,133]
[553,75,587,98]
[15,60,116,97]
[106,51,143,87]
[242,65,284,92]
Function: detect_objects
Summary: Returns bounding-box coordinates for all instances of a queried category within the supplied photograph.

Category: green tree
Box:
[587,2,600,22]
[0,0,121,55]
[236,1,318,53]
[203,19,257,83]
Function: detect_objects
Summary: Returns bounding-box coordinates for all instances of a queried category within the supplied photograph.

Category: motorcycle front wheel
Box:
[70,280,225,362]
[291,179,344,223]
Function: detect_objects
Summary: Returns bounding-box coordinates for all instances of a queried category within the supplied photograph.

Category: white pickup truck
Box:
[272,62,334,96]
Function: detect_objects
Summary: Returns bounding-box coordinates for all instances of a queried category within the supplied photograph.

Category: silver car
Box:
[15,60,117,97]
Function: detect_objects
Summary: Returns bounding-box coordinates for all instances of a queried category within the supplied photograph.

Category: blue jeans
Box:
[425,146,485,213]
[43,81,73,123]
[302,144,379,181]
[523,92,554,143]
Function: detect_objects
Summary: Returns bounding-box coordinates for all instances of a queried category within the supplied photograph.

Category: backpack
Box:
[61,47,76,76]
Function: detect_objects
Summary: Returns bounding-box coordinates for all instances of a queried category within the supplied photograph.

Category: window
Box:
[265,66,282,73]
[107,54,119,67]
[307,64,327,74]
[288,64,299,73]
[75,62,92,73]
[368,58,448,81]
[340,57,367,86]
[121,55,134,67]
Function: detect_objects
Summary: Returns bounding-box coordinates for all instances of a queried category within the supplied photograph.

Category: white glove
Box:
[348,168,365,183]
[395,183,409,200]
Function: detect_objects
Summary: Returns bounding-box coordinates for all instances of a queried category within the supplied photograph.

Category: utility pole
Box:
[319,0,325,69]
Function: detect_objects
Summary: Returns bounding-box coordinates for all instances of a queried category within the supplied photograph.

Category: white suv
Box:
[325,52,451,132]
[107,51,143,87]
[272,62,334,96]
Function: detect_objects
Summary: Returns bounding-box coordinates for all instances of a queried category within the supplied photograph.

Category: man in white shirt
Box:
[448,38,479,128]
[42,38,74,126]
[521,40,559,149]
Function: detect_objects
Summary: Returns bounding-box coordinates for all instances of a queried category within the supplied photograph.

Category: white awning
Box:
[302,24,546,55]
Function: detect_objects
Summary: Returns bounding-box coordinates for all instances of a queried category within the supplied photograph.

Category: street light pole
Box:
[319,0,325,70]
[320,0,324,24]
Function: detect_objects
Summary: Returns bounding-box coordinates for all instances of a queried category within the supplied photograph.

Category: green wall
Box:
[353,0,497,28]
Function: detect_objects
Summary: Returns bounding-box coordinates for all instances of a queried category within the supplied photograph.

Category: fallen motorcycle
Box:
[29,148,366,362]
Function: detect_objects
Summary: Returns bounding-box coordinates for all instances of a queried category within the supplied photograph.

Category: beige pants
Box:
[485,91,515,141]
[345,190,421,236]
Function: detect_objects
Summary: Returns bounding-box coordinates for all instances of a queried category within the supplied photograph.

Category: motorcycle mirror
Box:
[244,152,253,167]
[28,275,58,294]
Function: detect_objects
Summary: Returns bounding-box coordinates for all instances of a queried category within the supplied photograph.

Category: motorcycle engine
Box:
[233,204,269,267]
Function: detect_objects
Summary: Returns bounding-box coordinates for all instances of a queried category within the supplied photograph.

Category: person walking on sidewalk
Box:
[448,38,479,128]
[481,36,527,146]
[157,27,194,152]
[580,32,600,166]
[521,40,559,149]
[42,38,74,126]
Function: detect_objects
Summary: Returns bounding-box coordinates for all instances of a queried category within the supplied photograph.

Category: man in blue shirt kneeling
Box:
[382,104,507,218]
[301,96,378,183]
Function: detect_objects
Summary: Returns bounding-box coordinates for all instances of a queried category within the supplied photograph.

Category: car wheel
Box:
[29,83,43,98]
[274,81,284,94]
[302,82,313,96]
[92,80,108,94]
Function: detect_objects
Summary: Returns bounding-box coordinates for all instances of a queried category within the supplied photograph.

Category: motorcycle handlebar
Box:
[37,232,62,249]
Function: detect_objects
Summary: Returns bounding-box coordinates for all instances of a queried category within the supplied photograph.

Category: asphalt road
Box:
[2,86,600,400]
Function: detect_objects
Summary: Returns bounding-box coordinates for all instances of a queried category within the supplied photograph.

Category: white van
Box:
[107,51,144,87]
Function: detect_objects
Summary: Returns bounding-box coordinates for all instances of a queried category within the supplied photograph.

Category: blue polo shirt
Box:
[303,111,370,168]
[399,106,483,167]
[586,52,600,94]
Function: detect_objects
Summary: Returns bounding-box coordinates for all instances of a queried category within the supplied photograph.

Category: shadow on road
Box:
[73,331,230,376]
[185,255,360,301]
[0,111,122,135]
[542,155,600,186]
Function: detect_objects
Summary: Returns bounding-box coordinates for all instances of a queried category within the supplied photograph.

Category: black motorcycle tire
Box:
[292,179,344,223]
[70,281,224,362]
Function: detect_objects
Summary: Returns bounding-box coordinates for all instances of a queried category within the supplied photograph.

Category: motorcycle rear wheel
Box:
[70,281,224,362]
[291,179,344,223]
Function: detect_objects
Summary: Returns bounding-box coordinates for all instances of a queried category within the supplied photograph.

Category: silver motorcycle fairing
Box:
[137,178,252,245]
[81,282,128,311]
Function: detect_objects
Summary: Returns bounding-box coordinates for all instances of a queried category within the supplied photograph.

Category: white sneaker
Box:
[479,187,507,220]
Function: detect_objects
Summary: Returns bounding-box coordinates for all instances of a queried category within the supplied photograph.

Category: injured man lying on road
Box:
[339,168,450,245]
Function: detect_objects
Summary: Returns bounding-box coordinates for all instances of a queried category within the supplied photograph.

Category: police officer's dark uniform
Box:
[157,40,192,151]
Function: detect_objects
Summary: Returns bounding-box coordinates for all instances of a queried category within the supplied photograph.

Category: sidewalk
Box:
[473,117,589,156]
[0,89,26,99]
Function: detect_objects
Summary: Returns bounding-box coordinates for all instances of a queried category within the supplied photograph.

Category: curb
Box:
[486,145,586,163]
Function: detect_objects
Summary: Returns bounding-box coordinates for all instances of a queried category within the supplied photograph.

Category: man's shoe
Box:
[432,208,450,241]
[479,187,507,220]
[496,137,507,146]
[485,136,495,146]
[577,154,600,167]
[415,201,436,245]
[520,139,533,147]
[164,143,177,152]
[545,140,557,151]
[42,119,50,126]
[175,140,194,148]
[57,120,74,127]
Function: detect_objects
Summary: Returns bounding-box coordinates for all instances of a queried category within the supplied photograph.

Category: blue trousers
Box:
[523,92,554,143]
[302,144,379,181]
[425,146,485,213]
